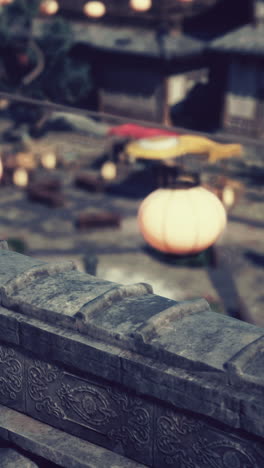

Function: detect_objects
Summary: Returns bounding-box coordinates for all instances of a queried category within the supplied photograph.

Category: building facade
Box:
[210,0,264,137]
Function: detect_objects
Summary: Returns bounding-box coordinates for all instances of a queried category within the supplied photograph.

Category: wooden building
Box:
[51,0,221,123]
[35,0,256,129]
[210,0,264,137]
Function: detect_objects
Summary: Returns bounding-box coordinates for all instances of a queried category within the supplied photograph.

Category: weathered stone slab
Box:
[0,404,146,468]
[143,306,264,371]
[226,335,264,389]
[225,336,264,437]
[0,306,20,345]
[153,405,264,468]
[25,356,154,466]
[75,292,174,344]
[0,253,153,331]
[0,343,24,412]
[0,247,264,464]
[24,358,154,466]
[0,250,45,287]
[2,252,261,375]
[0,240,8,250]
[0,448,38,468]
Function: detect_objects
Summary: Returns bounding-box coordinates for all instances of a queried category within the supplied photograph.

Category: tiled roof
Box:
[210,24,264,55]
[33,19,206,60]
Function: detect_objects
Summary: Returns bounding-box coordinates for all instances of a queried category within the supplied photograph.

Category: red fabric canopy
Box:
[108,123,180,139]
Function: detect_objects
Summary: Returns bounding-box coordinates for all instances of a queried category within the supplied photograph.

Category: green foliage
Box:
[0,0,41,45]
[41,16,74,55]
[42,55,93,104]
[0,1,93,106]
[31,17,93,104]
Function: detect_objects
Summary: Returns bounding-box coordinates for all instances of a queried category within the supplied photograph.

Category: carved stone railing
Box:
[0,244,263,467]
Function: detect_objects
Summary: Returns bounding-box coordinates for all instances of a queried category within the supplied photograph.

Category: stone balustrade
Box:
[0,243,263,467]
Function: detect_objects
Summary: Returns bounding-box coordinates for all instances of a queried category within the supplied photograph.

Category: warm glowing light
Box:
[100,161,117,180]
[41,151,57,169]
[83,1,106,18]
[130,0,152,12]
[138,187,227,255]
[222,186,235,209]
[16,153,37,170]
[13,168,29,188]
[0,99,9,110]
[39,0,59,16]
[0,0,14,5]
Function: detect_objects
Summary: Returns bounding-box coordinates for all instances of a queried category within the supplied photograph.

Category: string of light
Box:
[0,1,153,16]
[0,1,195,17]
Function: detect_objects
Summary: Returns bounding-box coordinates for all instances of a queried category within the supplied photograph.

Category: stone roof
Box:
[0,246,264,466]
[210,24,264,56]
[33,19,206,60]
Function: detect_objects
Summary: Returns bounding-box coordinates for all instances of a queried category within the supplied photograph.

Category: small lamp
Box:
[83,1,106,18]
[130,0,152,12]
[41,151,57,170]
[13,168,29,188]
[39,0,59,16]
[0,99,9,110]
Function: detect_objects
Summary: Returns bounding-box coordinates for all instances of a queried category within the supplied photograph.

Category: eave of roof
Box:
[33,19,206,60]
[210,24,264,56]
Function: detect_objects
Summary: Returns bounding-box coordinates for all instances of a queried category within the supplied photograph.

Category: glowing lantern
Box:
[13,168,29,188]
[100,161,117,180]
[39,0,59,16]
[83,1,106,18]
[41,151,57,169]
[130,0,152,12]
[0,99,9,110]
[138,186,227,255]
[16,153,37,170]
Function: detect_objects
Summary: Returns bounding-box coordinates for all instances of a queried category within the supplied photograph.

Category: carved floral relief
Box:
[27,360,65,419]
[57,382,117,427]
[107,388,151,451]
[0,344,23,403]
[155,408,264,468]
[0,345,259,468]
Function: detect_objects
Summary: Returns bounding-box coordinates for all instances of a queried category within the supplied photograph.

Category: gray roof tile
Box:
[210,24,264,55]
[33,19,206,59]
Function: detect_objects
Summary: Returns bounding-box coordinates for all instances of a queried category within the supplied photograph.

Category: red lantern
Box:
[138,186,227,255]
